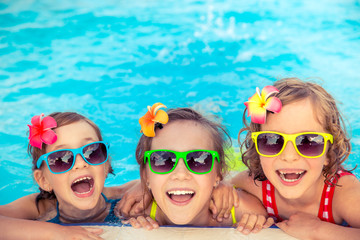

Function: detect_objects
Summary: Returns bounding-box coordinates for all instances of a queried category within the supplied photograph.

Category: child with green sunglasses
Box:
[0,112,139,240]
[212,78,360,239]
[122,104,274,234]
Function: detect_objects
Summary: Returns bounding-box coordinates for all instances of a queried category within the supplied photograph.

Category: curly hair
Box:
[239,78,352,183]
[28,112,114,205]
[136,107,232,195]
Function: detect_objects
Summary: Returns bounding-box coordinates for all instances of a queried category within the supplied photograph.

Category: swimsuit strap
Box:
[150,200,157,220]
[46,201,61,224]
[318,170,355,223]
[262,180,281,222]
[230,206,236,224]
[150,200,237,225]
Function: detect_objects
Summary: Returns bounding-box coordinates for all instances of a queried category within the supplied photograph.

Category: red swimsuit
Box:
[262,170,354,223]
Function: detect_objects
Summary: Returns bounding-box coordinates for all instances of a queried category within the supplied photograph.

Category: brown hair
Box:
[239,78,352,183]
[135,107,232,199]
[28,112,114,204]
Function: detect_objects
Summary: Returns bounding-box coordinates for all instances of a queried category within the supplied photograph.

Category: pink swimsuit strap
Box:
[262,170,354,223]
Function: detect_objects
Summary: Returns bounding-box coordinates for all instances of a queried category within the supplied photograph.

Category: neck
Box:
[58,195,108,223]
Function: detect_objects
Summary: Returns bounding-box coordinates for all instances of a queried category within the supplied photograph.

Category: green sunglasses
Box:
[144,149,220,174]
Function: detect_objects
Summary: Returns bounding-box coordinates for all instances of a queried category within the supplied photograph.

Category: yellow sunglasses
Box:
[251,131,333,158]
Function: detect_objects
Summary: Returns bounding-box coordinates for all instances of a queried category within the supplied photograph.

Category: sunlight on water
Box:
[0,0,359,204]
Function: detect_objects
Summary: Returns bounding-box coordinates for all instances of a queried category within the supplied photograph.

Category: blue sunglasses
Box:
[36,141,109,174]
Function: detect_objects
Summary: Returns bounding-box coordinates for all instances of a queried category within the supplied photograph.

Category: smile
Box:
[277,170,306,183]
[71,176,94,196]
[166,190,195,204]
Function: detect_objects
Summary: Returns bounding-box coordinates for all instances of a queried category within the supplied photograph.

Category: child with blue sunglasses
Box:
[0,112,138,240]
[212,78,360,239]
[122,104,274,234]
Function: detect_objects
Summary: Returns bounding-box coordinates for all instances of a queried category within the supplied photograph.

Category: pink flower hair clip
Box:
[244,86,282,124]
[139,103,169,137]
[28,113,58,149]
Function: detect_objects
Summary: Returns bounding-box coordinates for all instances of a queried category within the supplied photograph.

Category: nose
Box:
[170,158,192,180]
[73,153,89,170]
[279,140,300,162]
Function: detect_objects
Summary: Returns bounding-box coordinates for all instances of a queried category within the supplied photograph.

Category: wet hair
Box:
[135,107,232,199]
[239,78,352,183]
[27,112,114,205]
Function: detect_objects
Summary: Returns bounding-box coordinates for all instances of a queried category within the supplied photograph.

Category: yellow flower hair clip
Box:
[139,103,169,137]
[244,86,282,124]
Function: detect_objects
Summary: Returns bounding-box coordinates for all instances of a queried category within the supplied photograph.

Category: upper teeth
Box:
[73,176,91,184]
[279,171,304,175]
[279,171,305,182]
[167,190,194,195]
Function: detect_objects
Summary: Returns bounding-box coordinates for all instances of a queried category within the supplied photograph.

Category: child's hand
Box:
[122,216,159,230]
[56,226,104,240]
[276,212,320,239]
[115,183,152,218]
[210,181,239,222]
[236,214,274,235]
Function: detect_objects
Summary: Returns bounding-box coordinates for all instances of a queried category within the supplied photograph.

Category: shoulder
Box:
[333,173,360,227]
[235,189,266,218]
[0,193,55,220]
[231,170,263,199]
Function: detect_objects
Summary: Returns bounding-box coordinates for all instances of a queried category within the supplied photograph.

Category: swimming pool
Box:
[0,0,359,205]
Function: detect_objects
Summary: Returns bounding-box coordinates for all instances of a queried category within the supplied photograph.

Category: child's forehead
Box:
[262,98,327,133]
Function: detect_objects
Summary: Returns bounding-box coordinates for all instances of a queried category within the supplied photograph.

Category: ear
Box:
[34,169,52,192]
[213,175,221,188]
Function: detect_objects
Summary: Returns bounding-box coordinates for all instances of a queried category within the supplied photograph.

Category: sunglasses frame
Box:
[251,131,333,158]
[36,141,109,174]
[144,149,220,175]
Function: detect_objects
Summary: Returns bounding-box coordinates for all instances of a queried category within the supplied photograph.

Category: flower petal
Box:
[150,103,167,115]
[41,130,57,145]
[153,109,169,124]
[139,120,156,137]
[41,116,57,129]
[30,114,43,127]
[246,102,267,124]
[261,86,279,100]
[264,97,282,113]
[29,134,43,149]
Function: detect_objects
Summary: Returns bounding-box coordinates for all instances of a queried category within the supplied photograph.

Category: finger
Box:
[84,227,103,235]
[209,199,218,216]
[232,187,239,208]
[217,194,229,221]
[129,217,141,228]
[137,216,154,230]
[263,217,275,229]
[214,195,224,221]
[146,216,159,229]
[119,198,137,217]
[275,220,289,232]
[241,214,258,235]
[224,189,234,219]
[251,215,266,233]
[236,213,249,232]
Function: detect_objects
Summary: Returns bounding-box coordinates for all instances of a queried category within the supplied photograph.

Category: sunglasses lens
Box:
[186,151,213,173]
[83,142,108,165]
[150,151,176,173]
[47,151,74,173]
[296,134,325,157]
[257,133,284,156]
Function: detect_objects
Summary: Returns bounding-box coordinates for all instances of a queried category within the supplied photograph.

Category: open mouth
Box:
[71,176,94,195]
[277,170,306,183]
[167,190,195,203]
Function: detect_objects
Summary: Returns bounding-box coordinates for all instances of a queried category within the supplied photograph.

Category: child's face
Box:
[260,98,329,199]
[39,121,108,210]
[146,120,220,225]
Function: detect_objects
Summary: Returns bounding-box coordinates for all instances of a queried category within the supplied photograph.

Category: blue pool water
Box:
[0,0,359,205]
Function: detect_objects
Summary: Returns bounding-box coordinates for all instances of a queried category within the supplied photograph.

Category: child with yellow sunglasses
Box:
[213,78,360,239]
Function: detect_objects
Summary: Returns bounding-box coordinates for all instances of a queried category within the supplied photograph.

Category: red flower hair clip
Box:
[28,113,57,149]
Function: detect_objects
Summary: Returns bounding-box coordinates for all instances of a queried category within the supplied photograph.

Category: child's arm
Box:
[106,179,152,218]
[0,194,103,240]
[234,189,274,234]
[277,175,360,240]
